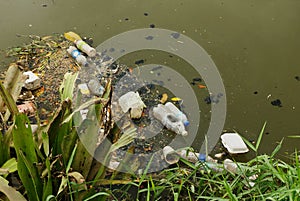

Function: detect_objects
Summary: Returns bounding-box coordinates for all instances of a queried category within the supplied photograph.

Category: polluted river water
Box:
[0,0,300,161]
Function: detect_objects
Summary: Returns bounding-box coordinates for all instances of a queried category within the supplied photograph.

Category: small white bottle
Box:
[67,46,87,66]
[75,40,97,57]
[153,104,188,136]
[165,102,190,126]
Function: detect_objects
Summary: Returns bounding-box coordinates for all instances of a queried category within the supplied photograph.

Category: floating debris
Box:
[171,32,180,39]
[152,102,188,136]
[67,46,87,66]
[134,59,145,65]
[118,91,146,119]
[145,36,154,40]
[197,84,206,89]
[78,83,90,95]
[204,93,223,104]
[17,101,36,116]
[271,99,282,107]
[88,79,104,96]
[221,133,249,154]
[160,93,168,104]
[163,146,180,164]
[171,97,182,102]
[150,24,155,28]
[23,71,41,90]
[151,66,163,71]
[193,77,202,82]
[295,76,300,81]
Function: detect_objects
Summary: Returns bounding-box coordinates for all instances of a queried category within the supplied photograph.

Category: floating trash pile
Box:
[0,31,251,174]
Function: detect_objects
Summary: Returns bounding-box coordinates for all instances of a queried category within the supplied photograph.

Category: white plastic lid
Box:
[221,133,249,154]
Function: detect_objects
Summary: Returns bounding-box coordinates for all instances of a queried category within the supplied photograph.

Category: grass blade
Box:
[271,138,283,158]
[256,122,267,151]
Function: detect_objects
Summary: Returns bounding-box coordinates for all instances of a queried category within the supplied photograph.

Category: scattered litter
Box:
[118,91,146,119]
[163,146,180,164]
[67,46,87,66]
[17,101,36,116]
[78,83,90,95]
[75,40,97,57]
[80,109,89,120]
[214,152,226,159]
[165,102,189,126]
[171,32,180,39]
[134,59,145,65]
[88,79,104,97]
[159,93,168,104]
[224,159,240,173]
[197,84,206,89]
[151,66,163,71]
[64,31,96,57]
[221,133,249,154]
[145,36,154,40]
[204,93,223,104]
[271,99,282,107]
[171,97,182,102]
[23,71,41,90]
[152,102,188,136]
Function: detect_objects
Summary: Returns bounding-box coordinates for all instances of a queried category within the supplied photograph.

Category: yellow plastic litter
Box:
[160,93,168,104]
[64,31,82,42]
[171,97,182,102]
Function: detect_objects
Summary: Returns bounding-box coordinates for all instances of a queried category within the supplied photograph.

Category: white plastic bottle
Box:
[165,102,190,126]
[153,104,188,136]
[67,46,87,66]
[75,40,97,57]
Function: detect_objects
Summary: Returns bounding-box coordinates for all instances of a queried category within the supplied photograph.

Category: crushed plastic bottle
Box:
[118,91,146,119]
[64,31,97,57]
[75,40,97,57]
[152,104,188,136]
[165,102,190,126]
[67,46,87,66]
[88,79,104,97]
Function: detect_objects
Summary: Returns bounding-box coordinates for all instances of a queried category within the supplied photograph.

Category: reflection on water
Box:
[0,0,300,158]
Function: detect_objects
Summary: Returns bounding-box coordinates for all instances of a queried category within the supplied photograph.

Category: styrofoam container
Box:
[221,133,249,154]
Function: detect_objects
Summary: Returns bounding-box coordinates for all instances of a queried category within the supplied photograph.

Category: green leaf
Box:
[46,99,74,164]
[13,114,42,201]
[66,144,77,174]
[59,72,78,101]
[0,158,17,177]
[42,158,53,201]
[72,117,99,178]
[42,131,50,156]
[0,176,27,201]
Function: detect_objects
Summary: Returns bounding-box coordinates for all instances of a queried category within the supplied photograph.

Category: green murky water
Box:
[1,0,300,159]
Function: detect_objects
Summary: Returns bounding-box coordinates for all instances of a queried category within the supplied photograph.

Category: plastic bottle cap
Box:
[183,121,190,126]
[71,49,80,58]
[198,154,206,162]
